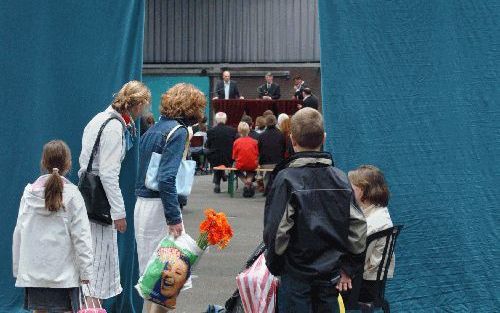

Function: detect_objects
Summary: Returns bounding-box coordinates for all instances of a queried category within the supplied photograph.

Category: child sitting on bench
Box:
[232,122,259,198]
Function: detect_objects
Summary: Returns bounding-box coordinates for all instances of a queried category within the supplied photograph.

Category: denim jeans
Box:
[278,274,340,313]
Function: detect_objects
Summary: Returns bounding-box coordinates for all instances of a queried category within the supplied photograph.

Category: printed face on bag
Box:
[160,255,190,298]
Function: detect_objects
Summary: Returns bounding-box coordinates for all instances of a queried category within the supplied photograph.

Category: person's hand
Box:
[81,280,90,284]
[263,96,272,100]
[336,270,352,292]
[169,223,184,238]
[240,96,245,99]
[297,104,303,109]
[114,218,127,233]
[212,96,219,100]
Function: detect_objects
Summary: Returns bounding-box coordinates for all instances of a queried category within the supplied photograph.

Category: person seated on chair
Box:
[257,114,285,193]
[298,88,320,110]
[254,116,266,134]
[348,165,395,303]
[190,123,208,173]
[232,122,259,198]
[258,72,281,100]
[206,112,238,193]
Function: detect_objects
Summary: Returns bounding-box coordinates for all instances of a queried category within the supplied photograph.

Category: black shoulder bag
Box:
[78,117,121,225]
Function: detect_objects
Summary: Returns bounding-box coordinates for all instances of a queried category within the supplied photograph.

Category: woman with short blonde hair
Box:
[79,80,151,304]
[135,83,206,312]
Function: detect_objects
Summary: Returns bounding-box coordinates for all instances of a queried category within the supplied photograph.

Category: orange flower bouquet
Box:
[136,209,233,310]
[196,208,234,250]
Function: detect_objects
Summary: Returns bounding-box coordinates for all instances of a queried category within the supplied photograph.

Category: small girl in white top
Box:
[348,165,395,303]
[13,140,93,312]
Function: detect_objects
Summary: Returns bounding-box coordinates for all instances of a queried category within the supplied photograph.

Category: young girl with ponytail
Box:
[13,140,93,312]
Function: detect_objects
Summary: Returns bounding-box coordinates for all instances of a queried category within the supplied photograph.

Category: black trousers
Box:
[213,170,225,185]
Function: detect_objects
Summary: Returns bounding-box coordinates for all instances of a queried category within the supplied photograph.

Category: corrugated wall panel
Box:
[144,0,320,63]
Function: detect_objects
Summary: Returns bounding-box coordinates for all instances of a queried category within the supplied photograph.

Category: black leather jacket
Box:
[263,151,367,282]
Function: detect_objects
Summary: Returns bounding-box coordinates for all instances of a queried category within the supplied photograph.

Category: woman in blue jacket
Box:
[134,83,206,313]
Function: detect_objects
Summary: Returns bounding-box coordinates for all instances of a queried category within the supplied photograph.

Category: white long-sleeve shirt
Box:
[13,176,93,287]
[363,205,395,280]
[78,106,126,220]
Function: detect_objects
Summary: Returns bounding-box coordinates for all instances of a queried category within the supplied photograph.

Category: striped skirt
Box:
[82,222,122,299]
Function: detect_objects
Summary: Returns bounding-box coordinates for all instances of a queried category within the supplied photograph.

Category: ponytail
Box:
[40,140,71,212]
[45,168,64,211]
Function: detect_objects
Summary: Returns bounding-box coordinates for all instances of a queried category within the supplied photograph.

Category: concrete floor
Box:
[172,174,266,313]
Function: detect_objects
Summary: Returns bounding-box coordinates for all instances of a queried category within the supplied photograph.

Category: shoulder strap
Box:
[165,124,185,142]
[86,116,121,173]
[164,124,190,159]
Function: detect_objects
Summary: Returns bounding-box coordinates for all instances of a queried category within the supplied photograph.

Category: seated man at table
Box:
[258,72,281,100]
[292,75,308,100]
[213,71,244,100]
[299,88,319,110]
[207,112,238,193]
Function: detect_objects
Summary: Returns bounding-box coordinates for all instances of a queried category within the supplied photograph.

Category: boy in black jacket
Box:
[263,108,367,312]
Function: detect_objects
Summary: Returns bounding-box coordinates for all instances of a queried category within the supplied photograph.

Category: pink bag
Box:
[236,253,279,313]
[78,286,107,313]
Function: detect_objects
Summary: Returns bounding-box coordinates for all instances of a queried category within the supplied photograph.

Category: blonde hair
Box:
[160,83,206,121]
[277,113,289,128]
[237,122,250,137]
[112,80,151,113]
[348,165,390,207]
[41,140,72,212]
[290,107,324,149]
[280,117,291,139]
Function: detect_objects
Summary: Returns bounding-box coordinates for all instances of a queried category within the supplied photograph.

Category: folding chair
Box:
[190,135,208,174]
[345,225,403,313]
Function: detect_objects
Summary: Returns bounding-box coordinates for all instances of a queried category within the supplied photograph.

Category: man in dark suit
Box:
[292,75,308,100]
[206,111,238,193]
[258,72,281,100]
[298,88,319,110]
[213,71,243,100]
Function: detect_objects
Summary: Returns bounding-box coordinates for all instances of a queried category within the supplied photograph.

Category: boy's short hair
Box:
[303,88,312,95]
[290,108,324,149]
[262,110,274,117]
[348,165,390,207]
[255,116,265,129]
[237,122,250,137]
[265,114,277,127]
[241,115,253,127]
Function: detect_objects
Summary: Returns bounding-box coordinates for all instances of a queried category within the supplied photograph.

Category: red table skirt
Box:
[212,99,301,127]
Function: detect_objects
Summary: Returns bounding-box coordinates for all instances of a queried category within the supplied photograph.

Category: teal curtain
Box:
[0,1,145,311]
[318,0,500,311]
[142,75,210,121]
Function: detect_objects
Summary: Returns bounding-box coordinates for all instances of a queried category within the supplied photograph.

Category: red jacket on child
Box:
[232,136,259,171]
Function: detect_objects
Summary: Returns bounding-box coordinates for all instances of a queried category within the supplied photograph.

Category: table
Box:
[212,99,301,127]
